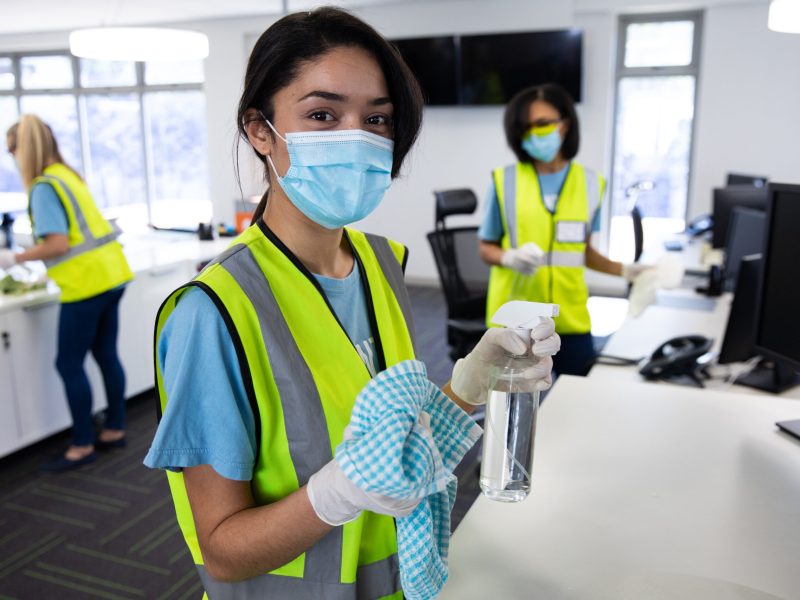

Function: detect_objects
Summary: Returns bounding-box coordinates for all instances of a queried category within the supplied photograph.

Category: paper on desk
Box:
[628,254,684,317]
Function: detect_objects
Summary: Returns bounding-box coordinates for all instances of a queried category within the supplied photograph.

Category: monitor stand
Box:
[735,358,800,394]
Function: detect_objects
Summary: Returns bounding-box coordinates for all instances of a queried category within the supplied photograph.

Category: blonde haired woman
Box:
[3,114,133,471]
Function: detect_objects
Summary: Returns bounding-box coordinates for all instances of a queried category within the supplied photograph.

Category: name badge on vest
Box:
[556,221,586,244]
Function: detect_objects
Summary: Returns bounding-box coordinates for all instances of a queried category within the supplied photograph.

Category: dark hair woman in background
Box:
[479,83,649,377]
[3,115,133,471]
[144,7,558,598]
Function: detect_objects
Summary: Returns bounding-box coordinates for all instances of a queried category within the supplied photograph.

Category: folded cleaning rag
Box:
[336,359,482,600]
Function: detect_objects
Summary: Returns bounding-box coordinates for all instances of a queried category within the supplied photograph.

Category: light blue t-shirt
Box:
[143,263,378,481]
[478,164,602,242]
[30,182,69,238]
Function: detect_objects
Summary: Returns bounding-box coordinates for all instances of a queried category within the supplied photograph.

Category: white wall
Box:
[691,2,800,219]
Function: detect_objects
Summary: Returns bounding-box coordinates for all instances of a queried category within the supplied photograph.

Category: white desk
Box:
[441,376,800,600]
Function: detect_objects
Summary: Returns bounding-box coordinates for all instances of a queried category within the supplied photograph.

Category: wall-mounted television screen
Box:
[392,36,459,106]
[460,29,583,104]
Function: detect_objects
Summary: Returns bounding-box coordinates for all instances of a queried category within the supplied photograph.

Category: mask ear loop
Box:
[258,111,287,180]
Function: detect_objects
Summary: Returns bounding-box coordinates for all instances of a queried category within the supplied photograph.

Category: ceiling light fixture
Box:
[768,0,800,34]
[69,27,209,62]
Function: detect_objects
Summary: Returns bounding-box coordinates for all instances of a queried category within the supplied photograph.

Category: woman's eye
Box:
[309,111,334,121]
[366,114,392,126]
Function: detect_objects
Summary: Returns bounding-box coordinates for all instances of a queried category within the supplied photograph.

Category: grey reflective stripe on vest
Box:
[207,245,401,599]
[363,233,417,353]
[546,250,585,267]
[584,167,601,221]
[502,165,518,248]
[39,175,120,268]
[197,554,400,600]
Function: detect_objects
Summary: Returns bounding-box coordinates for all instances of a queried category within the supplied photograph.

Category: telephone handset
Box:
[639,335,714,387]
[685,213,713,237]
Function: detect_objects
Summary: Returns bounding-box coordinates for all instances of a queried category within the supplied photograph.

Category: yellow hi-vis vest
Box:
[155,221,417,600]
[30,163,133,303]
[486,161,604,334]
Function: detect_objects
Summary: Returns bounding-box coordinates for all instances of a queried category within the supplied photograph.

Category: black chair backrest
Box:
[427,226,489,320]
[434,189,478,230]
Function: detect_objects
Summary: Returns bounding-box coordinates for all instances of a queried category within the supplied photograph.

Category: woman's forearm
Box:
[479,240,504,267]
[585,243,623,276]
[184,465,332,583]
[15,234,69,263]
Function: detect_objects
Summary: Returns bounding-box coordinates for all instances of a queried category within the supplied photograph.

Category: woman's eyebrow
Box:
[298,90,392,106]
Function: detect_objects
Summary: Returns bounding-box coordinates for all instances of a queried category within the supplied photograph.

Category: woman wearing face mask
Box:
[479,83,648,377]
[2,115,133,471]
[144,8,559,598]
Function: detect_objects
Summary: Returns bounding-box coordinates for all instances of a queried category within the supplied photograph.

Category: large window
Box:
[608,13,702,261]
[0,53,209,230]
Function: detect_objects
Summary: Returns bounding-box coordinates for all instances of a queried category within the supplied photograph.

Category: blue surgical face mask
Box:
[263,118,394,230]
[521,128,562,163]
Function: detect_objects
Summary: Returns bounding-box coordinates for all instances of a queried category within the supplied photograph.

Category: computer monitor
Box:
[711,186,767,248]
[726,173,768,188]
[722,208,765,291]
[718,254,761,365]
[736,183,800,393]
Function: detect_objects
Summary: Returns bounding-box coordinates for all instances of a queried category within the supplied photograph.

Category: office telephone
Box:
[639,335,714,387]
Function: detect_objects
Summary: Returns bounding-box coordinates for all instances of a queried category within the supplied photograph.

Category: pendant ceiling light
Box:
[69,27,209,62]
[768,0,800,33]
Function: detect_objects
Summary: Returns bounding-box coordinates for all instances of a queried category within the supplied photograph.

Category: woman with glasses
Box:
[143,7,559,597]
[3,115,133,470]
[479,83,648,377]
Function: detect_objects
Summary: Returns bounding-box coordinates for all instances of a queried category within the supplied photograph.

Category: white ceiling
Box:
[0,0,433,35]
[0,0,770,36]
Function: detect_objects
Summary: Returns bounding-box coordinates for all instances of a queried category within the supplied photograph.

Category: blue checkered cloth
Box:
[336,359,482,600]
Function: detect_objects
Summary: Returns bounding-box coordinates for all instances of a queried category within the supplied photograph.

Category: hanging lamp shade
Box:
[768,0,800,33]
[69,27,209,62]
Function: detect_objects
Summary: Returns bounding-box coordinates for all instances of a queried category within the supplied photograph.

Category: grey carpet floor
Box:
[0,284,478,599]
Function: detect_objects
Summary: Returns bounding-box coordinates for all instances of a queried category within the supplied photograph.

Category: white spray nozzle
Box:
[490,301,559,330]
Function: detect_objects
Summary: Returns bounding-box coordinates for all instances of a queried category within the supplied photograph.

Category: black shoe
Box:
[95,437,127,450]
[40,452,97,472]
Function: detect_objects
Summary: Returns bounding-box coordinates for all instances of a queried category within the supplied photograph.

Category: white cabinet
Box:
[118,260,196,397]
[0,314,22,458]
[6,298,106,449]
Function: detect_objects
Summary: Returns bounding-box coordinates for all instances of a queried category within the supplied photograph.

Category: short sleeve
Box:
[591,209,602,233]
[478,181,504,242]
[143,286,257,481]
[30,183,69,238]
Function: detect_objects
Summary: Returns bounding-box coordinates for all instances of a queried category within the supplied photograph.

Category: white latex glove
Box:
[306,414,431,526]
[0,249,16,270]
[621,262,655,283]
[450,317,560,406]
[501,242,545,275]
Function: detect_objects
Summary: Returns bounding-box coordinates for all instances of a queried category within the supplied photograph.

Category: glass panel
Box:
[145,60,204,85]
[0,58,14,90]
[144,90,210,227]
[20,55,74,89]
[80,59,137,88]
[19,94,83,174]
[624,21,694,68]
[0,97,23,196]
[609,76,695,261]
[81,94,146,210]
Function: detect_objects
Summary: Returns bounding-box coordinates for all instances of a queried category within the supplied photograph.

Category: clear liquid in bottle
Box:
[479,343,541,502]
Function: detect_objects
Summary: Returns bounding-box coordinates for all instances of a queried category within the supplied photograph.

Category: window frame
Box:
[0,50,204,224]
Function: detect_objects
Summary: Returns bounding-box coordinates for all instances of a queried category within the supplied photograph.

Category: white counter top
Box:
[0,231,231,315]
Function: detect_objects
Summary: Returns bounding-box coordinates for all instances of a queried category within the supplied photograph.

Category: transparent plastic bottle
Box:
[479,330,540,503]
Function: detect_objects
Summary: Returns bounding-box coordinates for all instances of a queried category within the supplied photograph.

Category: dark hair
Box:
[238,6,424,224]
[503,83,579,164]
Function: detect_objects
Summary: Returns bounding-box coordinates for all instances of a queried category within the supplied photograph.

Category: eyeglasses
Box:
[527,118,562,129]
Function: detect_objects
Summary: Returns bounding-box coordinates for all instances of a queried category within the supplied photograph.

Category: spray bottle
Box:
[480,301,560,502]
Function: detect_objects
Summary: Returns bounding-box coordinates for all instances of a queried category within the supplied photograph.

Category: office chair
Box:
[426,188,489,361]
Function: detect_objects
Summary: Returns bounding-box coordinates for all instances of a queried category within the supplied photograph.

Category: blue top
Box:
[478,164,602,242]
[30,182,69,238]
[143,263,379,481]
